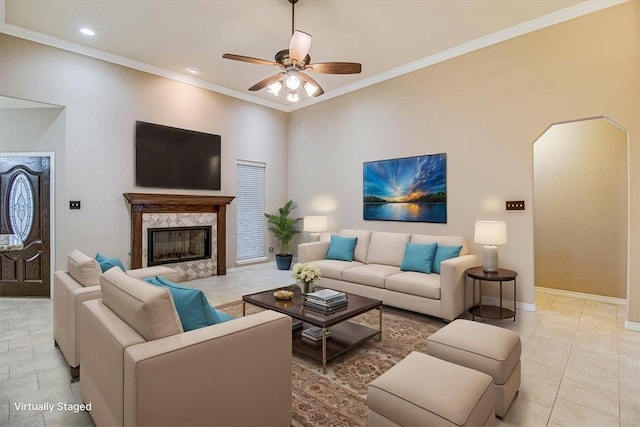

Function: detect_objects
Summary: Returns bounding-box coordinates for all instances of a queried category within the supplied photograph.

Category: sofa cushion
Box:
[325,235,358,261]
[342,264,401,289]
[433,244,463,274]
[339,229,372,263]
[366,231,411,267]
[385,271,441,300]
[145,276,233,331]
[95,253,126,273]
[400,242,438,274]
[67,249,102,287]
[411,233,469,256]
[100,267,183,341]
[307,259,364,280]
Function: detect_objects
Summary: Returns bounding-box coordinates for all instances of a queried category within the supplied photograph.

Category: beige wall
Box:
[534,119,627,299]
[288,2,639,322]
[0,34,290,271]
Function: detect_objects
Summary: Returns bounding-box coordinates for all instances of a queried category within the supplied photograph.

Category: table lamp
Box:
[474,220,507,273]
[303,216,327,241]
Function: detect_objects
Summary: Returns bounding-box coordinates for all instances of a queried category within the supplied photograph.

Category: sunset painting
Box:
[363,153,447,223]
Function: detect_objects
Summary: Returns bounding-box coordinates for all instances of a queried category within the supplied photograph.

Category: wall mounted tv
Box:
[135,121,221,190]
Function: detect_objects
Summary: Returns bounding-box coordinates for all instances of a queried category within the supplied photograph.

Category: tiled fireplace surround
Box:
[123,193,234,280]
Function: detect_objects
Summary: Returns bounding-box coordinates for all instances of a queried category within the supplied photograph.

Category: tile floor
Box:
[0,263,638,426]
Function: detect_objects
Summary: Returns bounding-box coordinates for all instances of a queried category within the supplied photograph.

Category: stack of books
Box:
[302,326,332,342]
[291,319,303,331]
[304,289,348,312]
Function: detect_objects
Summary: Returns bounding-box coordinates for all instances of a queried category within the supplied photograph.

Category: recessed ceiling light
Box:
[80,28,95,36]
[187,67,200,74]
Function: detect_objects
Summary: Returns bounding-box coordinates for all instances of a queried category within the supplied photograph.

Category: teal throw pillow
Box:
[400,242,438,274]
[95,253,126,273]
[143,276,234,331]
[432,245,463,274]
[325,235,358,261]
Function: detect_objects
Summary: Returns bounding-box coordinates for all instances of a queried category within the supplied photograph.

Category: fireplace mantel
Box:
[123,193,234,274]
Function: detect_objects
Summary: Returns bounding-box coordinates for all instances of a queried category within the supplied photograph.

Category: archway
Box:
[533,117,628,300]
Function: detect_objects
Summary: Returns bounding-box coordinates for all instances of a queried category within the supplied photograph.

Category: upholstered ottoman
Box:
[367,351,494,427]
[426,319,521,418]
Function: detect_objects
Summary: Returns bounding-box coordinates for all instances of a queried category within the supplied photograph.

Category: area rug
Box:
[219,301,446,426]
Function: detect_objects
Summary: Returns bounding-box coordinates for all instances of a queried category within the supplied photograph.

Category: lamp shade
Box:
[474,220,507,245]
[303,216,328,233]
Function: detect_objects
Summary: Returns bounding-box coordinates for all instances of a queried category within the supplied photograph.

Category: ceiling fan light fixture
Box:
[222,0,361,102]
[267,81,283,96]
[304,81,318,97]
[285,73,301,90]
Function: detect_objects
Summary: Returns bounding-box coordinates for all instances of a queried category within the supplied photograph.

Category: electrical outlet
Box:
[69,201,81,210]
[268,247,274,253]
[506,200,525,211]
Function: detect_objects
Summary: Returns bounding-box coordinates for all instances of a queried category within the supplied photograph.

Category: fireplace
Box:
[123,193,234,276]
[147,226,212,266]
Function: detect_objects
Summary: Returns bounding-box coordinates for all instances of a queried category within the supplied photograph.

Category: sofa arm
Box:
[298,241,329,263]
[126,266,182,283]
[439,254,479,321]
[53,271,102,368]
[123,310,292,427]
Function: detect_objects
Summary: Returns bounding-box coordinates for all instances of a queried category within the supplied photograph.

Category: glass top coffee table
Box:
[242,285,383,373]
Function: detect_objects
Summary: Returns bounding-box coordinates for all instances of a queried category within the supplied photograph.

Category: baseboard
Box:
[228,260,273,272]
[624,320,640,332]
[481,296,536,312]
[535,286,627,306]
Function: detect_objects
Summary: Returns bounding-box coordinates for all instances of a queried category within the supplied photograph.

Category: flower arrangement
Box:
[291,263,321,285]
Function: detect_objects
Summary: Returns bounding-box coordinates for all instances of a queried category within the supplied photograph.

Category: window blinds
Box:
[236,161,266,261]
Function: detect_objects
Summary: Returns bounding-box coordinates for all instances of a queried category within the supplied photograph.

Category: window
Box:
[236,161,266,262]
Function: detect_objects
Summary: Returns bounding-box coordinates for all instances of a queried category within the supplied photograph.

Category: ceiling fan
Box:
[222,0,362,102]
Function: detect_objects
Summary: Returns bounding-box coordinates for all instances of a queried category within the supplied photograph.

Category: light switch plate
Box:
[506,200,525,211]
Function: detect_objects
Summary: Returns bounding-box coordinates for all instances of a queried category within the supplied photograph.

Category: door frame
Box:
[1,152,55,297]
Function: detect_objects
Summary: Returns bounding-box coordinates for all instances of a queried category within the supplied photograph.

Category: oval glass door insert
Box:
[9,172,35,242]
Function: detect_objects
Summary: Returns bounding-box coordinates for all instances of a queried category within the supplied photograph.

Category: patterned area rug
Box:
[219,301,446,426]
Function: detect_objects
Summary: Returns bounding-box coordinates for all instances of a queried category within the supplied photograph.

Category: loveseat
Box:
[80,267,292,427]
[298,229,478,321]
[53,249,181,379]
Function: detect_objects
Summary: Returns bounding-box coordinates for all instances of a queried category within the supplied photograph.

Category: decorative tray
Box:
[274,290,294,300]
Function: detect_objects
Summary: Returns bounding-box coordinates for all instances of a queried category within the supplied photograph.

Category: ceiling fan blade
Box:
[248,72,284,91]
[298,72,325,96]
[222,53,277,67]
[289,30,312,64]
[307,62,362,74]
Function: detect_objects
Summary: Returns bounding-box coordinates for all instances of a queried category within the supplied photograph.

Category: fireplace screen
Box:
[147,226,212,266]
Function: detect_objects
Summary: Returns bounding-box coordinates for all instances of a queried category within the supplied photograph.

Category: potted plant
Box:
[265,200,302,270]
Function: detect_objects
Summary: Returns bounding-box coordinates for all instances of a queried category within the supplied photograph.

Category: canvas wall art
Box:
[363,153,447,223]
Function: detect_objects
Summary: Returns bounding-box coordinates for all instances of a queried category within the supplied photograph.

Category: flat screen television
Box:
[135,121,221,190]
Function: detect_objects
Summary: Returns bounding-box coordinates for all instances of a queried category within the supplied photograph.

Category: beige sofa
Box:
[53,249,181,379]
[298,229,478,321]
[80,267,293,427]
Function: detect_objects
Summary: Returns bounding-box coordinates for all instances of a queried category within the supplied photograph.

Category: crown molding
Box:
[0,3,291,112]
[0,0,626,113]
[294,0,628,111]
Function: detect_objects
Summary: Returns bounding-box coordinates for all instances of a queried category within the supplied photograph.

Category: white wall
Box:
[0,34,289,271]
[288,2,639,314]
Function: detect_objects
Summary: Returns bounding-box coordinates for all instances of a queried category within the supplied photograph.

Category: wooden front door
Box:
[0,156,51,297]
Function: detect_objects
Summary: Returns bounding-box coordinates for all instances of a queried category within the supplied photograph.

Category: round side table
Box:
[466,266,518,321]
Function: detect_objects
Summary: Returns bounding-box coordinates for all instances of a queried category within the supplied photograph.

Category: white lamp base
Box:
[482,245,499,273]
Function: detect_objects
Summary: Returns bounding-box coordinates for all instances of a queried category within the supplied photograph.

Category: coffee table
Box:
[242,285,383,373]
